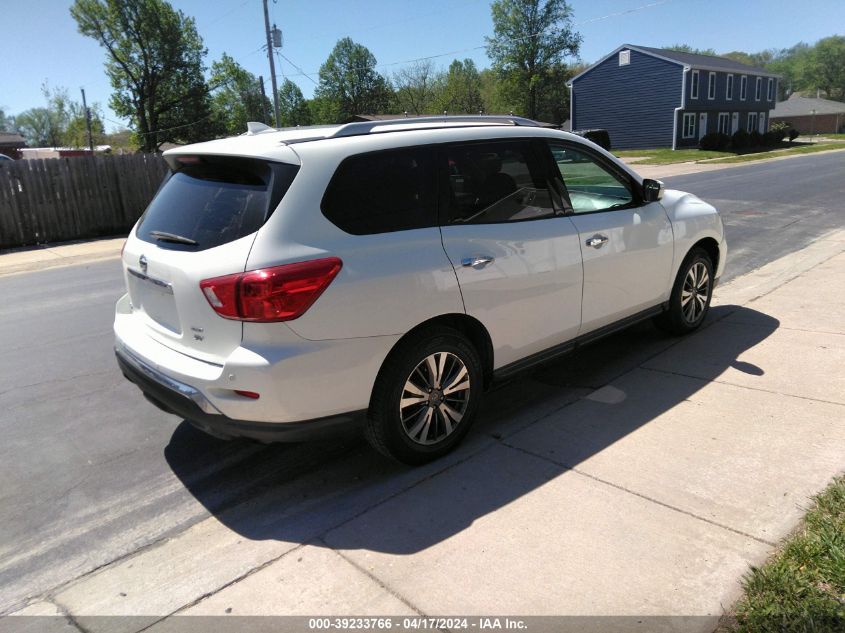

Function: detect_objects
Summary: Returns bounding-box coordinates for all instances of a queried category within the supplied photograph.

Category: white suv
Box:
[115,116,726,464]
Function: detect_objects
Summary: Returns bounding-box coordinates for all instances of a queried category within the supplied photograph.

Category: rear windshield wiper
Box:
[148,230,199,246]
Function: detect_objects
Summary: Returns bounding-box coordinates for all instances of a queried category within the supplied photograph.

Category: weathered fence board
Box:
[0,154,168,249]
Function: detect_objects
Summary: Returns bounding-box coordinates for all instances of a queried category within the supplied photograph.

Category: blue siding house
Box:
[568,45,780,149]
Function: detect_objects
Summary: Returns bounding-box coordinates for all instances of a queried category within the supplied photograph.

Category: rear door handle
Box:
[585,234,609,249]
[461,256,495,268]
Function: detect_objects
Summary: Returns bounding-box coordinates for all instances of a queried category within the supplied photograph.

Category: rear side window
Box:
[443,140,556,224]
[321,147,436,235]
[137,155,298,251]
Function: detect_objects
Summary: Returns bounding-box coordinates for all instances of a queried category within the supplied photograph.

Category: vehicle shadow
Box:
[165,305,779,554]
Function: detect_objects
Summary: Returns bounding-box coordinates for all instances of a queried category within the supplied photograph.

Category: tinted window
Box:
[444,141,555,224]
[321,148,436,235]
[137,156,298,251]
[549,143,633,214]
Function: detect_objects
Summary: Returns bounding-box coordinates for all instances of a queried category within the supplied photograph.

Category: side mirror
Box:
[642,178,664,202]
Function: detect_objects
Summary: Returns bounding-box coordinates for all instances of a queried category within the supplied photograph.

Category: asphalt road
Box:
[1,151,843,613]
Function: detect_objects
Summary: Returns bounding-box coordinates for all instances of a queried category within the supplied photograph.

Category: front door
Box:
[438,139,583,369]
[698,113,708,140]
[731,112,739,134]
[546,141,674,334]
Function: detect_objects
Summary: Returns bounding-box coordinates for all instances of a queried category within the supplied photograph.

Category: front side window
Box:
[443,140,555,224]
[321,147,436,235]
[740,75,747,100]
[708,72,716,99]
[690,70,699,99]
[755,77,762,100]
[726,74,734,100]
[682,113,696,138]
[549,142,634,214]
[767,78,774,101]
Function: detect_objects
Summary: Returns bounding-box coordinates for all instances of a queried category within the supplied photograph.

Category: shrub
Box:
[768,122,789,143]
[574,128,611,151]
[764,130,784,146]
[748,130,764,147]
[731,129,751,150]
[700,132,731,151]
[789,128,799,142]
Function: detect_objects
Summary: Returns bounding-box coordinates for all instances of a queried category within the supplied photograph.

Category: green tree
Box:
[486,0,581,120]
[665,44,718,56]
[14,109,55,147]
[437,59,484,114]
[393,60,442,115]
[314,38,393,122]
[805,36,845,101]
[278,79,312,126]
[534,63,574,125]
[209,53,270,135]
[71,0,212,152]
[0,108,16,132]
[64,102,106,148]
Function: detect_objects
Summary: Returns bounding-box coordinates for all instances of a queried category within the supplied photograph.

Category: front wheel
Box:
[364,327,483,465]
[654,248,714,335]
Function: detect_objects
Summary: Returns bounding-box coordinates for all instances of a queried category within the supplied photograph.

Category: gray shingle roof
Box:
[632,45,775,75]
[771,95,845,117]
[0,132,26,146]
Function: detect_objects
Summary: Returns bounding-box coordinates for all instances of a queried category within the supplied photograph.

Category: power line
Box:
[278,0,678,79]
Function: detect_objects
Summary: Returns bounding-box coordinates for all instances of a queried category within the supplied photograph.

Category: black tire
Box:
[364,327,483,465]
[653,247,714,335]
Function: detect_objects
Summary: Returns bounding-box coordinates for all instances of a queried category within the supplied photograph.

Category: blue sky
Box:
[2,0,843,132]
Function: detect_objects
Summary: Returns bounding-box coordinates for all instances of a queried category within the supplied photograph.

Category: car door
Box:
[438,138,583,370]
[546,140,674,335]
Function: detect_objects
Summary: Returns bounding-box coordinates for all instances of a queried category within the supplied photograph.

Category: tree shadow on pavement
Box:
[165,305,779,554]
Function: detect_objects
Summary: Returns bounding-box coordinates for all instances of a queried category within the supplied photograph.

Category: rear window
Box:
[136,155,298,251]
[321,147,436,235]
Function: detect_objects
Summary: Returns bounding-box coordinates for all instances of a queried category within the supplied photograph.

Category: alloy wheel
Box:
[399,352,471,445]
[681,261,710,324]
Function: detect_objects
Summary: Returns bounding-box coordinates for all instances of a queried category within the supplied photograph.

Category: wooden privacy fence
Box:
[0,153,169,249]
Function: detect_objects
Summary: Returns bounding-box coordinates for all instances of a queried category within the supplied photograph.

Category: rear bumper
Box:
[116,346,365,442]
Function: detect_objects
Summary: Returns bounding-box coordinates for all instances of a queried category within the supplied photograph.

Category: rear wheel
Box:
[365,327,482,465]
[654,248,714,335]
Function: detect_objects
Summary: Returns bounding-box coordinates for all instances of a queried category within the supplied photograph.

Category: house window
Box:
[767,78,774,101]
[682,113,696,139]
[747,112,758,132]
[619,50,630,66]
[726,74,734,100]
[740,75,747,100]
[708,72,716,100]
[755,77,762,101]
[759,112,766,133]
[717,112,730,135]
[690,70,699,99]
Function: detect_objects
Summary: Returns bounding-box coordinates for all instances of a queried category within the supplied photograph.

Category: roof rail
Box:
[328,115,541,139]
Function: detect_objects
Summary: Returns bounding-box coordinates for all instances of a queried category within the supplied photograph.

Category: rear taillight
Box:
[200,257,342,322]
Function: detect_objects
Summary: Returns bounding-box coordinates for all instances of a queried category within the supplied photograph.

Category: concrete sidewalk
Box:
[0,238,124,277]
[8,230,845,631]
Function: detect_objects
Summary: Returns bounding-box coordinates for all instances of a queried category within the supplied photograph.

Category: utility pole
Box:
[259,75,270,125]
[262,0,281,127]
[80,88,94,152]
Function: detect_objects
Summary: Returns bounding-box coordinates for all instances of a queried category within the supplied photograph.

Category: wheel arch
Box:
[370,313,495,410]
[689,236,720,272]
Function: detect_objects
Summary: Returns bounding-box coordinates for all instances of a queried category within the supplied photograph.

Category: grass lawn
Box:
[614,148,734,163]
[724,475,845,632]
[614,141,845,165]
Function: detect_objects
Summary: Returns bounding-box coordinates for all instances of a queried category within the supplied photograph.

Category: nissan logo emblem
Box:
[139,255,148,274]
